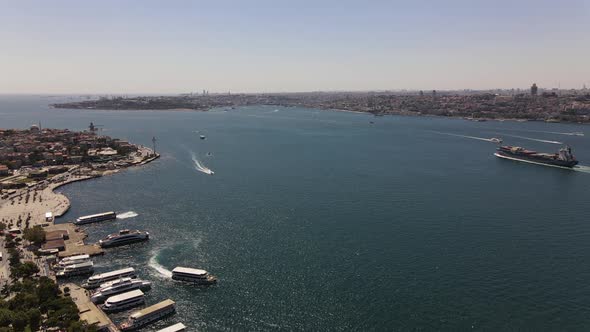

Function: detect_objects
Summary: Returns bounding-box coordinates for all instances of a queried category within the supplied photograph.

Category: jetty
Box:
[66,283,119,332]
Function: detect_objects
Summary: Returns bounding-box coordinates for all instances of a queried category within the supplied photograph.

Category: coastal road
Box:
[0,237,10,287]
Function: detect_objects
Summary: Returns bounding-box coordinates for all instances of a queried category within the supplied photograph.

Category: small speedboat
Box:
[200,135,206,140]
[490,137,503,143]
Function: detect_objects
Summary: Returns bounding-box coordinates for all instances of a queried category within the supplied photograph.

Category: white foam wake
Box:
[431,131,498,142]
[573,165,590,173]
[191,152,215,175]
[117,211,138,219]
[148,250,173,279]
[514,129,584,137]
[500,134,562,145]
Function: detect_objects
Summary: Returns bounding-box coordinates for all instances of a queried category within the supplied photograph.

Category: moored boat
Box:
[57,254,90,268]
[91,278,152,304]
[119,299,176,331]
[101,289,145,313]
[83,267,136,289]
[55,260,94,278]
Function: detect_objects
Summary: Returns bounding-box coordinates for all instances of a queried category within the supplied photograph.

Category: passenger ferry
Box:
[75,211,117,225]
[99,229,149,248]
[171,267,217,285]
[57,254,91,268]
[55,261,94,278]
[101,289,145,313]
[83,267,136,289]
[119,299,176,331]
[91,278,152,303]
[157,323,186,332]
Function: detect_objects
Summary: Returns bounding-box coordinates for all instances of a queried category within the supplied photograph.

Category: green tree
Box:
[26,308,40,331]
[13,262,39,279]
[23,226,45,246]
[37,277,59,305]
[0,308,12,327]
[8,248,20,267]
[12,310,27,332]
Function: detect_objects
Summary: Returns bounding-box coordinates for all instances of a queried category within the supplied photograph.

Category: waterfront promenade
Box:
[66,283,119,332]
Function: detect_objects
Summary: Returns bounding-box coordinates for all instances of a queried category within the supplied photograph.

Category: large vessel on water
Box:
[75,211,117,225]
[495,145,579,168]
[101,289,145,313]
[83,267,136,289]
[157,323,186,332]
[91,277,152,303]
[99,229,149,248]
[119,299,176,331]
[57,254,91,268]
[171,267,217,285]
[56,260,94,278]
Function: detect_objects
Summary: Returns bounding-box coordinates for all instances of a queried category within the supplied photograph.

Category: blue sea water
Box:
[2,95,590,331]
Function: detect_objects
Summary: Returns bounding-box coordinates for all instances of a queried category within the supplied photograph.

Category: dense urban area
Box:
[53,85,590,123]
[0,126,158,331]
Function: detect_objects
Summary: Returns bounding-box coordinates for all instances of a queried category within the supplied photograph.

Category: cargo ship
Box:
[495,145,578,168]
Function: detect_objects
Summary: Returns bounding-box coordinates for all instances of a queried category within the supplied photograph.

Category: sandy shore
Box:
[0,149,159,230]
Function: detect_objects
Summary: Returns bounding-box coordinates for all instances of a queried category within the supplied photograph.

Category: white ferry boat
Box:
[83,267,136,289]
[101,289,145,313]
[119,299,176,331]
[157,323,186,332]
[75,211,117,225]
[58,254,90,268]
[99,230,149,248]
[55,261,94,278]
[171,267,217,285]
[91,278,152,303]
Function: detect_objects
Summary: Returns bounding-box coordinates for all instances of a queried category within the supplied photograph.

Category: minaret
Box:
[152,136,157,156]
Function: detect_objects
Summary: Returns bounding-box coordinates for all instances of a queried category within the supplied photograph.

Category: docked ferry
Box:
[75,211,117,225]
[99,230,149,248]
[83,267,137,289]
[171,267,217,285]
[56,260,94,278]
[101,289,145,313]
[57,254,91,268]
[91,278,152,304]
[119,299,176,331]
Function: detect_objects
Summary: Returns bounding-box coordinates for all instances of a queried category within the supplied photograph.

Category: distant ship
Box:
[495,145,578,168]
[200,135,206,140]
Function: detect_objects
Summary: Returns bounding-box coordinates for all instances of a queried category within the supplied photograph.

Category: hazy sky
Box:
[1,0,588,94]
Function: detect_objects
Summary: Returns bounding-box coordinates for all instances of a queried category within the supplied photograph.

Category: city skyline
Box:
[1,0,589,94]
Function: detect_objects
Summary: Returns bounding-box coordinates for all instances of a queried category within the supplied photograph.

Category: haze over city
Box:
[1,0,588,94]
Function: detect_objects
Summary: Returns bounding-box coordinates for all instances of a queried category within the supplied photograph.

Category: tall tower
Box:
[531,83,538,96]
[151,137,157,156]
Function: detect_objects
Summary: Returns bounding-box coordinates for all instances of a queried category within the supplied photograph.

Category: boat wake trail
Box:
[500,134,563,145]
[514,129,584,137]
[148,250,173,279]
[117,211,138,219]
[573,165,590,173]
[191,152,214,175]
[431,131,497,142]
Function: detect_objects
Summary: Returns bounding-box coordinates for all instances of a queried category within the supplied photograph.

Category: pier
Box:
[43,223,105,258]
[66,283,119,332]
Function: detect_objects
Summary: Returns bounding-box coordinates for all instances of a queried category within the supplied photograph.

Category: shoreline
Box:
[54,104,589,125]
[0,151,160,228]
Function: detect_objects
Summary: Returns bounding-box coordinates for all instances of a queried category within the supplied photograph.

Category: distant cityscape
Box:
[53,84,590,123]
